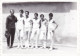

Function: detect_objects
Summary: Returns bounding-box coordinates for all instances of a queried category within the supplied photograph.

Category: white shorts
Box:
[17,29,24,38]
[25,27,31,32]
[31,28,39,40]
[39,30,47,40]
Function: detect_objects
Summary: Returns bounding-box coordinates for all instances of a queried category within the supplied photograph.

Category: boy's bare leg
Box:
[30,29,35,48]
[17,30,21,48]
[28,30,32,48]
[43,33,47,48]
[35,30,39,48]
[24,31,29,48]
[49,31,54,50]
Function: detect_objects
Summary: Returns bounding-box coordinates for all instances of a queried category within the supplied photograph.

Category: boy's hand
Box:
[6,29,8,31]
[52,30,55,33]
[39,26,41,29]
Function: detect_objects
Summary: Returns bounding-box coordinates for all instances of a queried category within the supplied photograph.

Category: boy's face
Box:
[20,11,23,15]
[10,10,14,15]
[34,14,38,18]
[40,15,44,19]
[49,15,52,18]
[25,12,29,16]
[49,15,53,21]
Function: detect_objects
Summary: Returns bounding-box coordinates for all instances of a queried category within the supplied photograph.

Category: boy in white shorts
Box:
[48,13,58,50]
[24,11,32,48]
[39,14,48,48]
[31,13,40,48]
[16,10,25,48]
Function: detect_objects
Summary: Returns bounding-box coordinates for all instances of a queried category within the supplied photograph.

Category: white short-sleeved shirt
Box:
[17,16,24,30]
[32,18,40,29]
[41,19,47,31]
[48,19,56,30]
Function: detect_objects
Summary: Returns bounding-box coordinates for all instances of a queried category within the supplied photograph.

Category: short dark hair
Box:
[10,9,14,13]
[49,13,53,17]
[40,14,44,17]
[34,13,38,16]
[19,9,24,13]
[25,11,29,14]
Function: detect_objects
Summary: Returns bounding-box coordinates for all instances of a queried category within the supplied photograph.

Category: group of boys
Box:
[6,9,58,50]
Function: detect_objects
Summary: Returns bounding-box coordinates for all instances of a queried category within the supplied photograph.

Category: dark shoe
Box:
[9,46,13,48]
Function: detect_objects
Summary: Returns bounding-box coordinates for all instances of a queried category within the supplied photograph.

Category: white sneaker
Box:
[49,47,53,50]
[17,44,20,48]
[21,45,24,49]
[7,46,10,49]
[17,46,20,48]
[30,45,34,48]
[35,46,38,48]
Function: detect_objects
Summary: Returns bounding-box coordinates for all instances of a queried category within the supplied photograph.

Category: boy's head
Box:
[40,14,44,19]
[49,13,53,20]
[25,11,29,16]
[49,13,53,17]
[10,9,14,15]
[34,13,38,18]
[19,9,24,14]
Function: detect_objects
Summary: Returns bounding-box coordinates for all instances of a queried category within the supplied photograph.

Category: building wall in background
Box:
[2,2,77,13]
[2,2,77,46]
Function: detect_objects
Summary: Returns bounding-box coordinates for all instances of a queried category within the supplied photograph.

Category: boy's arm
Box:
[39,20,41,29]
[23,19,25,25]
[53,21,58,30]
[6,17,9,30]
[30,19,33,28]
[15,16,17,22]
